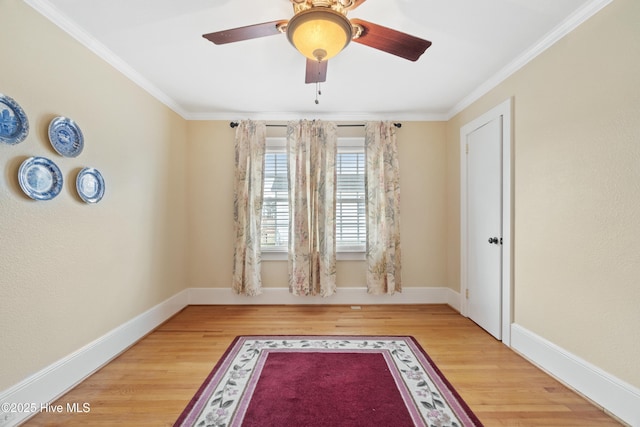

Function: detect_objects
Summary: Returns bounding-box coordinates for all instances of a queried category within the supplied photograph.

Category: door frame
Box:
[460,98,513,346]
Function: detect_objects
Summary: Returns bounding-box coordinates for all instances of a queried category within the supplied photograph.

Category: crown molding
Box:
[184,111,448,122]
[24,0,446,123]
[24,0,191,119]
[26,0,612,123]
[446,0,614,120]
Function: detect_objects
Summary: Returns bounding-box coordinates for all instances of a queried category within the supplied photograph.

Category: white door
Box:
[466,117,503,339]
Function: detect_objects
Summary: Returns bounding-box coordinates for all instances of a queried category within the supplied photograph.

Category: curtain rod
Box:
[229,122,401,129]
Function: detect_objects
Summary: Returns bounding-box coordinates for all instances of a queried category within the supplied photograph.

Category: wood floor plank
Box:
[23,305,621,426]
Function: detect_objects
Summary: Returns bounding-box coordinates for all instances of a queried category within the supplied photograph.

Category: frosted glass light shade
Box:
[286,9,352,61]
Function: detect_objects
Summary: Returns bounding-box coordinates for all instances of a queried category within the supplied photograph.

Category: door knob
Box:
[488,237,499,244]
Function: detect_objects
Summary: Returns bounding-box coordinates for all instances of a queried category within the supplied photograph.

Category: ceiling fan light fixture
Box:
[286,8,352,62]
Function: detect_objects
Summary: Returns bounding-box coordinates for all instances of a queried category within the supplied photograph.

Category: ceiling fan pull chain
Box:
[315,59,323,105]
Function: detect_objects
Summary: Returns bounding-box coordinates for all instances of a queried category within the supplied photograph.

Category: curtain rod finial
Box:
[230,122,239,128]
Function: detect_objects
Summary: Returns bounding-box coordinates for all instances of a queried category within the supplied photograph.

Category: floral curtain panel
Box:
[365,121,402,295]
[232,120,266,296]
[286,120,338,297]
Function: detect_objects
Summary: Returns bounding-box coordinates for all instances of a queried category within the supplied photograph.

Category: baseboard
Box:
[0,290,189,427]
[5,292,635,425]
[446,289,462,312]
[511,324,640,426]
[0,287,459,427]
[189,286,460,307]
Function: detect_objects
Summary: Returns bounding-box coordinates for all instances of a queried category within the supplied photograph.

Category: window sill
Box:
[261,250,365,261]
[337,251,366,261]
[261,250,287,261]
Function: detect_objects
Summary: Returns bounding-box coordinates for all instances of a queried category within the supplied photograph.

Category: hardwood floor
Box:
[24,305,621,426]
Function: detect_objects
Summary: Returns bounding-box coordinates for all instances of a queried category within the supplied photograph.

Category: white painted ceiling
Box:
[28,0,605,120]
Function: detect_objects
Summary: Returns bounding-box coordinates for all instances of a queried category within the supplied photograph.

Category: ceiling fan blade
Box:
[203,20,287,45]
[305,59,328,84]
[350,19,432,62]
[345,0,367,10]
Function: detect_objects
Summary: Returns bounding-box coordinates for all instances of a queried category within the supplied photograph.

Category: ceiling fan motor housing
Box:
[286,8,353,61]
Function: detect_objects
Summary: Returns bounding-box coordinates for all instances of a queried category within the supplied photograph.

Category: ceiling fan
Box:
[202,0,432,85]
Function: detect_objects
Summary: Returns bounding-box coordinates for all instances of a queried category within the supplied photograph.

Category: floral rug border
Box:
[174,335,482,427]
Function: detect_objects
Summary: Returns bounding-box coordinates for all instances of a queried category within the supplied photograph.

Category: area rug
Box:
[174,336,483,427]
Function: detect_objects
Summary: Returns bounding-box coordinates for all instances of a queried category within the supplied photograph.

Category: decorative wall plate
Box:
[48,116,84,157]
[18,156,63,201]
[76,167,105,203]
[0,93,29,145]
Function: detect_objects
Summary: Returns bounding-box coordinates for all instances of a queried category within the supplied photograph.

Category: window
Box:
[260,137,366,255]
[335,138,366,251]
[261,139,288,251]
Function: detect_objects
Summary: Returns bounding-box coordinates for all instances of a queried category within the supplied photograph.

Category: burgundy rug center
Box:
[241,352,415,427]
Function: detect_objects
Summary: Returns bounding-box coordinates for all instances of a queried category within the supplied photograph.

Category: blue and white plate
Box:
[0,93,29,145]
[18,157,63,201]
[48,116,84,157]
[76,167,105,203]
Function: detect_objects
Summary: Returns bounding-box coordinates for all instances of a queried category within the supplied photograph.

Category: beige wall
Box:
[446,0,640,388]
[187,121,447,289]
[0,1,189,390]
[3,0,638,403]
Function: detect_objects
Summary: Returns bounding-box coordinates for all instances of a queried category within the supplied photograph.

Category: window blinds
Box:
[336,150,366,249]
[261,138,366,251]
[261,151,289,249]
